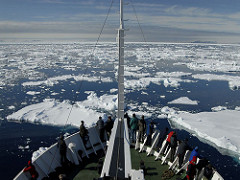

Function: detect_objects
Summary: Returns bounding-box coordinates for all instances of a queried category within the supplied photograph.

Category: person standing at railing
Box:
[80,120,89,148]
[96,116,105,142]
[170,131,178,162]
[156,127,169,151]
[138,115,146,143]
[146,120,154,146]
[23,160,39,180]
[189,146,202,162]
[124,113,131,129]
[162,130,174,155]
[186,156,197,180]
[105,116,113,139]
[177,138,192,168]
[57,134,68,166]
[202,163,213,180]
[130,113,138,143]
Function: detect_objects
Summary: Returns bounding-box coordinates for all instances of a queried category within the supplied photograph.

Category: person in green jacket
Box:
[130,113,138,143]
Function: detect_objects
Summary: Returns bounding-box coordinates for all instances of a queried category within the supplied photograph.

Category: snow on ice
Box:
[22,74,113,87]
[7,92,118,127]
[26,91,41,95]
[168,97,198,105]
[165,106,240,158]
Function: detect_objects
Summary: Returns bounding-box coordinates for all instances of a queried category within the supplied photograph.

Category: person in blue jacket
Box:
[189,146,202,162]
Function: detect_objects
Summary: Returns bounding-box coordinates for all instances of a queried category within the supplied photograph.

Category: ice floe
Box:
[166,107,240,158]
[18,145,30,151]
[22,74,113,87]
[211,106,227,112]
[110,88,118,93]
[6,92,118,127]
[8,106,15,110]
[168,97,198,105]
[26,91,41,95]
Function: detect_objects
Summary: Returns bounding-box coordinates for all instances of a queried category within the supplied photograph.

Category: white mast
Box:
[118,0,125,120]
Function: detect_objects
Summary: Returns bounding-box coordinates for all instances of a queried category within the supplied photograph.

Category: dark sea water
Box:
[1,43,240,179]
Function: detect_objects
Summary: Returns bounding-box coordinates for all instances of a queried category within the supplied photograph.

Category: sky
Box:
[1,0,240,43]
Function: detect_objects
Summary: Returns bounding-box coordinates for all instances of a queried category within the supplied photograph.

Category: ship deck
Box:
[71,147,186,180]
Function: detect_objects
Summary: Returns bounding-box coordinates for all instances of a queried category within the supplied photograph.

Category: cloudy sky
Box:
[1,0,240,43]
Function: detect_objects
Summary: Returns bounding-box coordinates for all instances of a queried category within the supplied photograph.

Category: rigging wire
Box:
[130,0,148,44]
[125,0,152,167]
[63,0,115,128]
[46,0,115,175]
[130,0,153,62]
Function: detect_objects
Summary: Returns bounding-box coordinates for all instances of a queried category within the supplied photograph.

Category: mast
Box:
[118,0,125,120]
[100,1,132,178]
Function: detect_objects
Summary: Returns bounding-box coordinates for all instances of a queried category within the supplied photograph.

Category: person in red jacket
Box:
[162,131,174,155]
[23,160,39,180]
[186,156,197,180]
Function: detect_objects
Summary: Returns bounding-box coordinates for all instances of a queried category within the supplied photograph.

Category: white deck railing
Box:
[137,130,224,180]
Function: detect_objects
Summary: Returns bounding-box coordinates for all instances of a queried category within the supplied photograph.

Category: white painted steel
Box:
[100,119,119,177]
[124,118,132,178]
[117,0,125,121]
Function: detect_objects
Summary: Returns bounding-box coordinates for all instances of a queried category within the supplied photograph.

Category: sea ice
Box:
[26,91,41,95]
[22,74,113,87]
[160,95,166,99]
[110,88,118,93]
[18,145,30,151]
[211,106,227,112]
[158,114,168,119]
[8,106,15,110]
[167,107,240,158]
[6,92,118,127]
[168,97,198,105]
